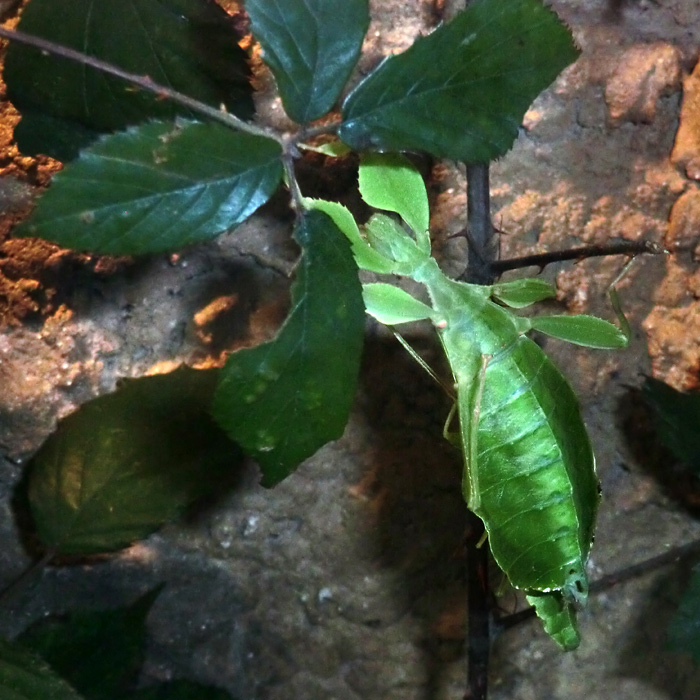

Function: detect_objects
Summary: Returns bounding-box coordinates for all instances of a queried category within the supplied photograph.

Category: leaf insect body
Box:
[306,153,628,650]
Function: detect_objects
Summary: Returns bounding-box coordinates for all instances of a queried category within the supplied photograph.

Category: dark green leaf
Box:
[213,210,365,487]
[18,589,161,700]
[246,0,369,123]
[668,565,700,662]
[11,113,101,165]
[339,0,579,161]
[5,0,253,160]
[127,680,237,700]
[28,367,240,555]
[0,638,84,700]
[17,121,283,256]
[643,377,700,475]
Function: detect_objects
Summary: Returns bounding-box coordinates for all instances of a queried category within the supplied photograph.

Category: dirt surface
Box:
[2,0,700,699]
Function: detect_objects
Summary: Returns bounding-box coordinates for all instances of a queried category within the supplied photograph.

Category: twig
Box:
[490,239,664,274]
[0,25,281,144]
[498,538,700,632]
[463,163,498,285]
[461,161,496,698]
[464,515,490,700]
[298,121,342,140]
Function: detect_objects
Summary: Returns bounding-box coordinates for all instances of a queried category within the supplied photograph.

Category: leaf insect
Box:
[305,153,628,649]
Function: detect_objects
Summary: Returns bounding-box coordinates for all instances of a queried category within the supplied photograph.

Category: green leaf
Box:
[668,565,700,662]
[362,283,433,325]
[643,378,700,474]
[17,121,283,256]
[127,680,237,700]
[302,198,395,273]
[339,0,579,161]
[5,0,253,160]
[0,638,84,700]
[246,0,369,123]
[28,367,239,555]
[213,210,365,487]
[11,113,101,165]
[529,314,628,349]
[358,153,430,252]
[18,589,161,700]
[526,591,580,651]
[491,278,557,308]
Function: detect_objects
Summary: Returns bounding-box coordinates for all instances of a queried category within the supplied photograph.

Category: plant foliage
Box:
[245,0,369,123]
[2,0,619,673]
[28,367,239,555]
[16,121,282,255]
[4,0,253,160]
[339,0,579,161]
[212,209,365,487]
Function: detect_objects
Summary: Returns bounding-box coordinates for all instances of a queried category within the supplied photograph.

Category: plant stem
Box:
[464,519,490,700]
[491,239,664,274]
[463,163,498,285]
[0,550,55,609]
[0,25,282,144]
[461,160,496,700]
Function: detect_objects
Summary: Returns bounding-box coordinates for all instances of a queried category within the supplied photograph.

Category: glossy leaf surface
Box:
[0,638,83,700]
[339,0,578,161]
[643,377,700,474]
[5,0,253,160]
[213,210,365,487]
[17,121,283,255]
[246,0,369,123]
[28,367,238,554]
[18,590,160,700]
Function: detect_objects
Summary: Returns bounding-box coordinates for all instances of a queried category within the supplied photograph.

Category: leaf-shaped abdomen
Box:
[470,336,598,595]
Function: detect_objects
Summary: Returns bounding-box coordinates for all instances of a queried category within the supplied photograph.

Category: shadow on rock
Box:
[356,332,470,699]
[617,561,700,699]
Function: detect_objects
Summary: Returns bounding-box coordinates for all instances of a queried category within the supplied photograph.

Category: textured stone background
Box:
[2,0,700,698]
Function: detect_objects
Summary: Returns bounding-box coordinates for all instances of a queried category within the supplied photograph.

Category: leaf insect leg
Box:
[463,353,492,516]
[607,255,641,344]
[391,329,456,399]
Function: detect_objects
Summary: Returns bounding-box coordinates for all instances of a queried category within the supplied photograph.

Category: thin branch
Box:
[497,537,700,633]
[463,163,498,285]
[464,516,490,700]
[491,239,664,274]
[461,160,496,699]
[0,25,282,144]
[298,121,342,140]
